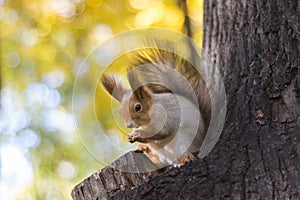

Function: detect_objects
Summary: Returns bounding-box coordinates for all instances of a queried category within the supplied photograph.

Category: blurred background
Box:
[0,0,203,199]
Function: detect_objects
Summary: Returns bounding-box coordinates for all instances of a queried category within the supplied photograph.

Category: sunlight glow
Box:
[92,24,112,43]
[6,52,20,68]
[0,89,31,134]
[57,161,77,180]
[21,29,38,46]
[0,144,33,200]
[129,0,151,10]
[51,0,75,18]
[43,108,76,143]
[0,7,4,19]
[25,83,62,108]
[4,8,18,24]
[135,7,163,27]
[0,0,6,5]
[52,29,74,47]
[19,129,41,149]
[42,71,65,88]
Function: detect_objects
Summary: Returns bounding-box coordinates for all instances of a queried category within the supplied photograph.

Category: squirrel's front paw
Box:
[127,131,141,143]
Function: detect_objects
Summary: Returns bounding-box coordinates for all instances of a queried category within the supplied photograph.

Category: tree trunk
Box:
[72,0,300,199]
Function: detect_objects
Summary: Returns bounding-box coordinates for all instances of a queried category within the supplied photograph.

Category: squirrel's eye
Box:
[134,103,142,112]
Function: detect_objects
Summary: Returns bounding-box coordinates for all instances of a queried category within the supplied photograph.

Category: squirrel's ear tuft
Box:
[101,74,126,102]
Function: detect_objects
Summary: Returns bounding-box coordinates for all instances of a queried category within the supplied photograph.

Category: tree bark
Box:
[72,0,300,199]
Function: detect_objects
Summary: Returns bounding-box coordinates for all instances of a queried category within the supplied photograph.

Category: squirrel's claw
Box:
[127,131,141,143]
[126,135,136,143]
[175,154,196,167]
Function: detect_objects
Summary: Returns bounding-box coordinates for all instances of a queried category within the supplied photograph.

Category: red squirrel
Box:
[101,46,211,167]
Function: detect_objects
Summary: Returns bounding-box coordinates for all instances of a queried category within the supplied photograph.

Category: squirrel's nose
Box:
[126,123,134,128]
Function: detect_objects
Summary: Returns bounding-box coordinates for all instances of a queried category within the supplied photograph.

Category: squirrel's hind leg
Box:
[136,143,160,165]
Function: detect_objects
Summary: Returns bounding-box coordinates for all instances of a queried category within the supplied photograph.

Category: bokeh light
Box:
[0,0,203,199]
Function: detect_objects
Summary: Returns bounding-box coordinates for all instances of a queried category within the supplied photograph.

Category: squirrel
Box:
[101,44,211,167]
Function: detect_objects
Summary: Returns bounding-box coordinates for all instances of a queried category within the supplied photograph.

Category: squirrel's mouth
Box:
[133,125,140,129]
[126,122,140,129]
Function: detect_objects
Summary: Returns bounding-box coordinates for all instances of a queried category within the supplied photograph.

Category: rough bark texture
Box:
[71,151,161,199]
[72,0,300,199]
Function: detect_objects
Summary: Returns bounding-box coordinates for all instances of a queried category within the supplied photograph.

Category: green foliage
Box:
[0,0,203,199]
